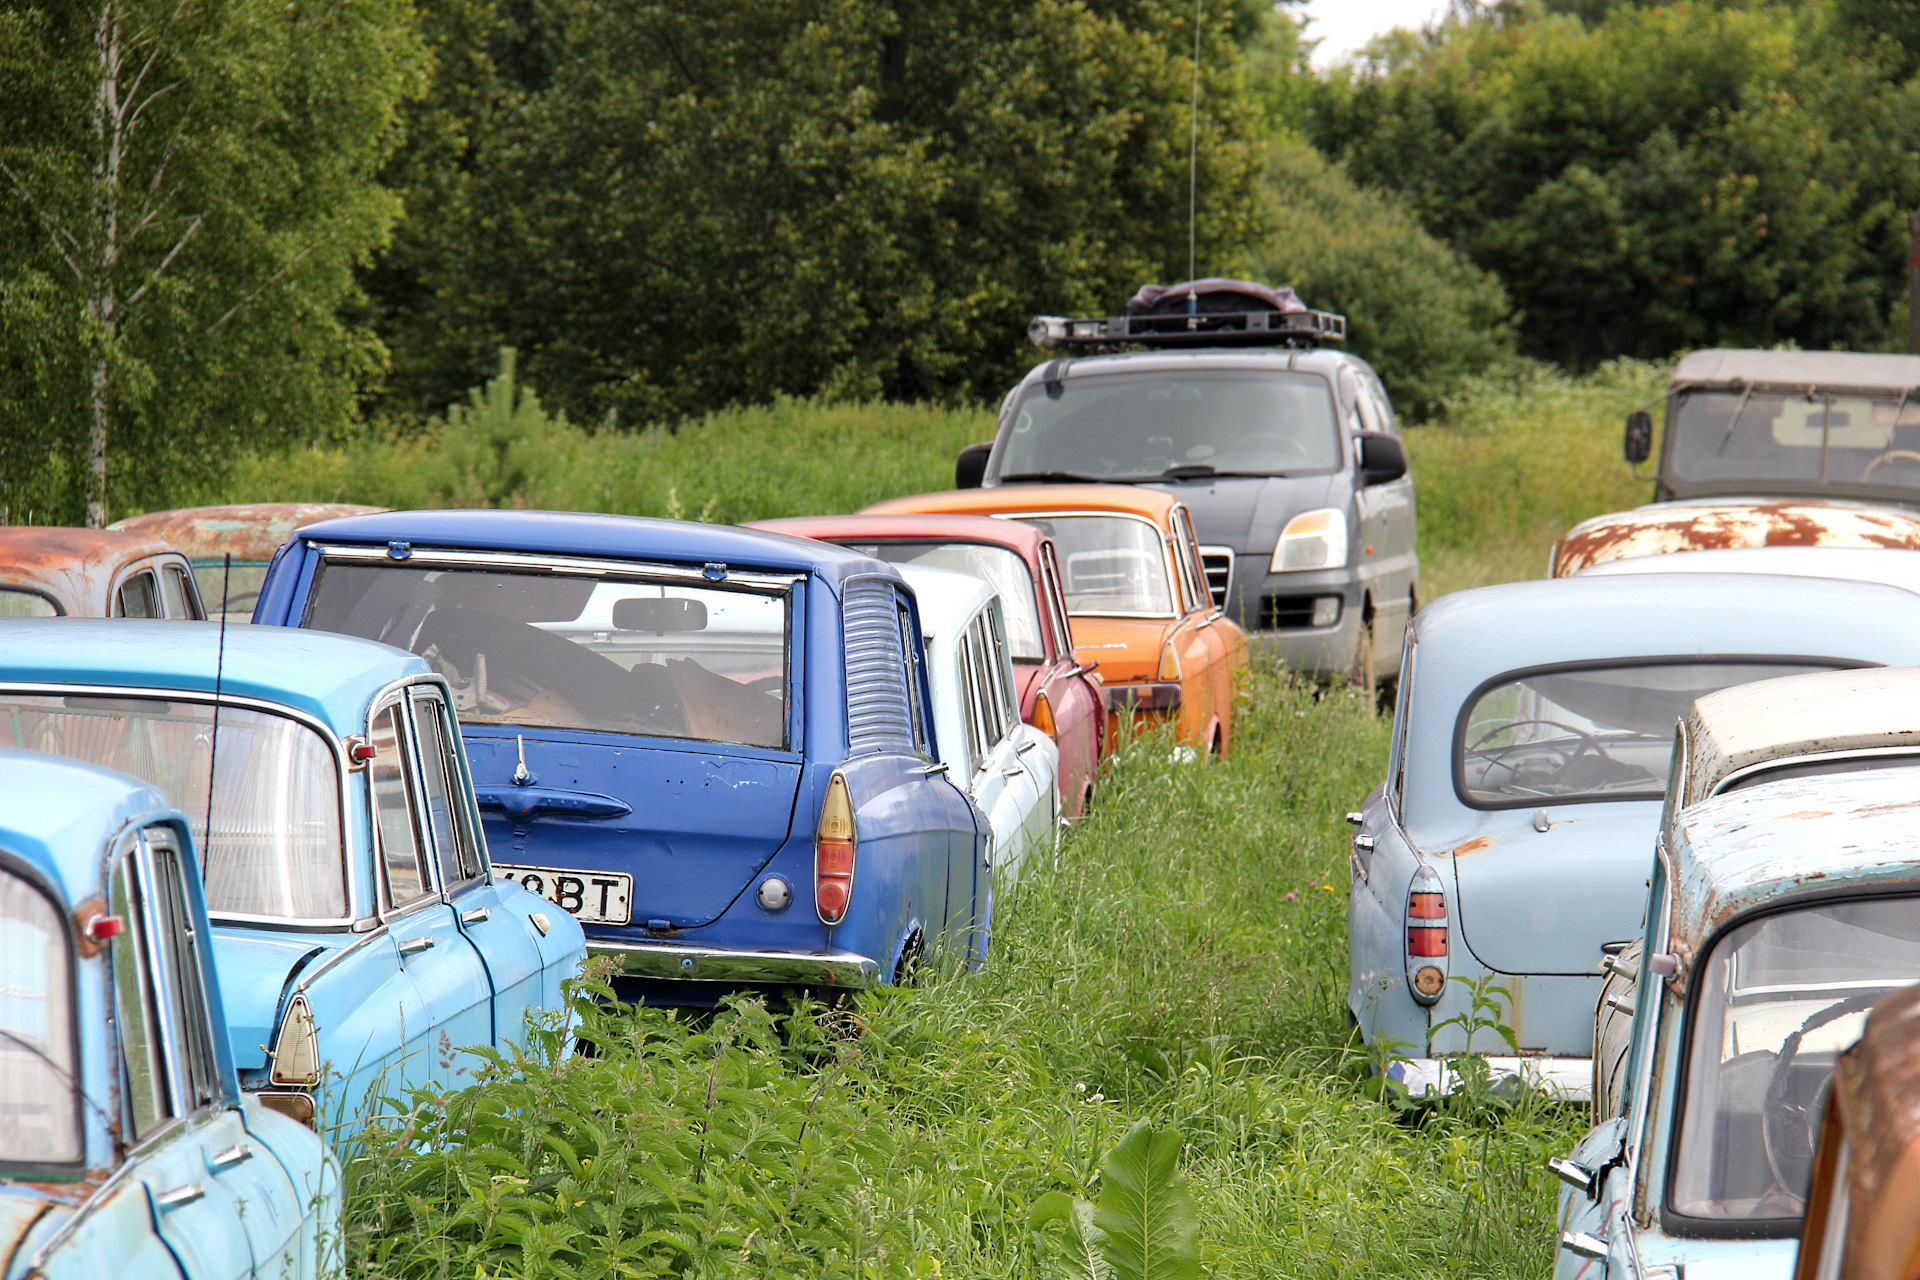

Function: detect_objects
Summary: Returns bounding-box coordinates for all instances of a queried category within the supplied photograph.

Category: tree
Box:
[365,0,1268,427]
[0,0,425,524]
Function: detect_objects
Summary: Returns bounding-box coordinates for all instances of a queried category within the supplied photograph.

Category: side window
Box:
[1337,365,1365,433]
[1170,510,1209,614]
[411,691,484,886]
[159,566,192,619]
[967,616,1006,749]
[1038,544,1075,658]
[986,602,1018,728]
[142,828,220,1113]
[956,631,987,772]
[115,570,159,619]
[370,704,434,909]
[0,865,80,1168]
[896,603,929,755]
[111,851,172,1140]
[1362,368,1400,434]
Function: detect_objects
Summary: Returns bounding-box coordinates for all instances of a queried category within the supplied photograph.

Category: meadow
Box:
[217,360,1669,1277]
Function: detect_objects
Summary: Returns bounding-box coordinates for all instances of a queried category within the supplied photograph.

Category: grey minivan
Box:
[957,279,1417,690]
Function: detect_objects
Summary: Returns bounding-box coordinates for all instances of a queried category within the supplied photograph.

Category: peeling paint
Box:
[1551,500,1920,577]
[1453,835,1494,857]
[109,502,385,563]
[0,526,184,616]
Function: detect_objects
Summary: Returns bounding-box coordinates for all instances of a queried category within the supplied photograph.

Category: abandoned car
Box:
[0,526,205,620]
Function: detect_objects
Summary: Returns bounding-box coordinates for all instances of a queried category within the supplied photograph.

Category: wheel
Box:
[1349,620,1376,707]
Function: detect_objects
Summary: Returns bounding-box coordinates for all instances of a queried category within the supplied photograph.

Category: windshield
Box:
[842,542,1043,660]
[1673,897,1920,1225]
[305,563,790,749]
[0,697,344,918]
[0,867,79,1169]
[995,371,1342,481]
[1458,661,1835,807]
[1667,390,1920,495]
[1008,515,1174,616]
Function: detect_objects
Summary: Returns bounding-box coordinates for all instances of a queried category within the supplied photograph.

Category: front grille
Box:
[1260,594,1341,630]
[1199,546,1234,609]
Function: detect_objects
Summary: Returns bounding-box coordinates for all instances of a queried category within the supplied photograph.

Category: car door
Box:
[963,610,1042,885]
[983,598,1053,860]
[410,684,549,1050]
[1353,364,1418,660]
[368,698,494,1092]
[114,824,305,1280]
[1168,508,1229,745]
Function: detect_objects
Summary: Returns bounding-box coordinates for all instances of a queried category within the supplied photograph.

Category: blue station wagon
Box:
[254,510,991,1003]
[0,619,586,1136]
[1351,573,1920,1098]
[0,748,338,1280]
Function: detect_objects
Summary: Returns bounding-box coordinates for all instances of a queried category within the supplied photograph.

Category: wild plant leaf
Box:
[1092,1122,1199,1280]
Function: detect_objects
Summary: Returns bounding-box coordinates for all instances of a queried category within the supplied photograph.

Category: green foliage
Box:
[1031,1122,1200,1280]
[367,0,1268,426]
[425,348,570,508]
[1310,1,1920,368]
[0,0,427,523]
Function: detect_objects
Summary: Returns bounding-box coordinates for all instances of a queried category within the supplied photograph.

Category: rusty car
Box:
[1792,979,1920,1280]
[0,526,205,619]
[110,502,383,623]
[863,484,1251,751]
[1351,573,1920,1102]
[1550,768,1920,1280]
[750,513,1106,817]
[1553,349,1920,576]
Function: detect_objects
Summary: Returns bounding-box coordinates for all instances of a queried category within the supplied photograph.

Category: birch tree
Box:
[0,0,425,524]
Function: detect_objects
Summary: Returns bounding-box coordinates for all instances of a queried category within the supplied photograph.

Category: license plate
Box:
[493,864,632,925]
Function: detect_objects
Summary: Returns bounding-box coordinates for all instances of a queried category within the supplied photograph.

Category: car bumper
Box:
[1388,1055,1592,1101]
[590,939,880,989]
[1104,681,1182,712]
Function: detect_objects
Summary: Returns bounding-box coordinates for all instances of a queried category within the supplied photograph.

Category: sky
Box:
[1297,0,1448,67]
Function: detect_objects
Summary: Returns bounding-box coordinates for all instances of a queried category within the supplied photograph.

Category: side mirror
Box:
[1624,411,1654,464]
[956,441,993,489]
[1355,433,1407,487]
[612,596,707,633]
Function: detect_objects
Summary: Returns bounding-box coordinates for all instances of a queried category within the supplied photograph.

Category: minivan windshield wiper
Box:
[1159,465,1289,480]
[997,470,1111,485]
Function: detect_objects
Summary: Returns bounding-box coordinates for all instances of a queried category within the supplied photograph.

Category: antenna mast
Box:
[1188,0,1204,281]
[203,553,231,870]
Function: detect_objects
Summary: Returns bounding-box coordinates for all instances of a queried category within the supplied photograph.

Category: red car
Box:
[753,513,1107,819]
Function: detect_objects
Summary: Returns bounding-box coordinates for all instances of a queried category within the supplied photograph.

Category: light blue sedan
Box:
[1551,768,1920,1279]
[1350,572,1920,1097]
[0,619,586,1137]
[0,748,337,1279]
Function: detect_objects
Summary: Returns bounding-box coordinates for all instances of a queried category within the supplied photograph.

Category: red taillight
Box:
[816,774,856,925]
[1407,892,1445,919]
[1407,926,1448,957]
[1404,868,1449,996]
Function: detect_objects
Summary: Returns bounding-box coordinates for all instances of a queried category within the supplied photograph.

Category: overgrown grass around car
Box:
[343,667,1584,1279]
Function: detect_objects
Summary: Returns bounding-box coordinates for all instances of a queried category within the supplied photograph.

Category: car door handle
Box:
[462,907,491,924]
[1016,739,1039,755]
[475,786,632,821]
[155,1183,205,1210]
[1001,765,1025,777]
[920,761,950,776]
[210,1143,252,1171]
[398,935,435,955]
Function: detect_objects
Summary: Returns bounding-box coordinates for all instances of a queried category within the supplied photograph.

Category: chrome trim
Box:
[0,679,360,925]
[155,1182,205,1210]
[209,1142,252,1170]
[1199,545,1234,610]
[1711,744,1920,797]
[292,923,390,994]
[398,935,435,955]
[312,543,804,593]
[591,939,880,988]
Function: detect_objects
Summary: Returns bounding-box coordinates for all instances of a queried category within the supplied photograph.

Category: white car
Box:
[899,564,1061,887]
[1576,543,1920,593]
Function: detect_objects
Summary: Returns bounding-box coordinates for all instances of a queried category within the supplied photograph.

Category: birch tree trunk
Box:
[84,2,125,528]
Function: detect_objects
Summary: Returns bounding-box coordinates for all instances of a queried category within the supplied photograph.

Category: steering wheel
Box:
[1760,989,1887,1195]
[1862,449,1920,478]
[1465,718,1608,780]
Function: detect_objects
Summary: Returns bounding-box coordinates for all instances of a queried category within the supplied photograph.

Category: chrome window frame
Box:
[1711,744,1920,798]
[1001,511,1182,620]
[366,678,448,922]
[403,681,490,896]
[0,682,358,929]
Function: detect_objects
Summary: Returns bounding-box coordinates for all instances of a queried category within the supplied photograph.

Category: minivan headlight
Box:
[1269,509,1349,573]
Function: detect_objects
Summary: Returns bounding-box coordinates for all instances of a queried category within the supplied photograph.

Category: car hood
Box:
[1145,473,1342,554]
[209,929,325,1072]
[1443,801,1662,976]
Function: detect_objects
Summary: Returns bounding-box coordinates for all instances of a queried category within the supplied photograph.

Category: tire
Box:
[1593,938,1641,1123]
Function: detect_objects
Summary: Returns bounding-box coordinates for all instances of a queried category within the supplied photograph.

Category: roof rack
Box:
[1027,307,1347,351]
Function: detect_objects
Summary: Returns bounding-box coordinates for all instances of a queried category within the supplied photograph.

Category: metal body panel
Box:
[1552,500,1920,577]
[0,526,203,619]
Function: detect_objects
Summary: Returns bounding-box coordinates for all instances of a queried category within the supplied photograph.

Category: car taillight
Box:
[268,994,320,1086]
[1031,690,1058,738]
[815,773,856,925]
[1405,867,1448,1004]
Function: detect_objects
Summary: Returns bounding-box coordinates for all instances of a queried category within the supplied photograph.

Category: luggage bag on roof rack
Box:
[1028,277,1346,350]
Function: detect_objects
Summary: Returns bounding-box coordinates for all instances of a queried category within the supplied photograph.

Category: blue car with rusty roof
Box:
[0,749,338,1280]
[1352,572,1920,1100]
[0,619,585,1138]
[253,509,990,1004]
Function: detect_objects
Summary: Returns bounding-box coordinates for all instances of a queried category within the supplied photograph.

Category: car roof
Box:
[0,525,180,607]
[1556,502,1920,575]
[111,503,387,562]
[0,747,175,906]
[1669,769,1920,952]
[1680,666,1920,807]
[1672,348,1920,395]
[1577,545,1920,592]
[750,513,1048,565]
[0,618,428,735]
[1010,347,1360,384]
[896,563,996,640]
[291,508,895,587]
[1400,573,1920,838]
[864,484,1179,523]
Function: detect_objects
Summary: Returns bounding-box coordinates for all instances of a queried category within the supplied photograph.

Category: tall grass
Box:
[344,670,1583,1279]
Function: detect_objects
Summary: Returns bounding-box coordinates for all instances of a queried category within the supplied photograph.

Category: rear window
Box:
[842,542,1043,660]
[1457,661,1836,808]
[0,589,58,618]
[305,563,791,749]
[1011,515,1174,616]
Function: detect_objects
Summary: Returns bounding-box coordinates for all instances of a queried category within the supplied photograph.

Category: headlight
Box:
[1269,508,1349,573]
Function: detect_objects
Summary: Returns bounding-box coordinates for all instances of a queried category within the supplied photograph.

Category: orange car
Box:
[865,485,1248,753]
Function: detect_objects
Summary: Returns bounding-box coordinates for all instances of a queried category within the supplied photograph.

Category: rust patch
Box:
[1553,501,1920,575]
[69,896,106,960]
[1781,810,1836,821]
[0,525,181,615]
[109,502,385,562]
[1453,836,1495,857]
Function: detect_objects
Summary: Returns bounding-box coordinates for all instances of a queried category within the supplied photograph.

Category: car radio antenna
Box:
[203,553,231,872]
[1188,0,1203,281]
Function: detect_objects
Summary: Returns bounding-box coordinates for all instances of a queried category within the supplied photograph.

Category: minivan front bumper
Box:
[590,939,880,989]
